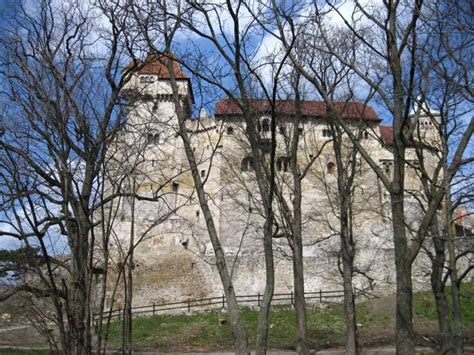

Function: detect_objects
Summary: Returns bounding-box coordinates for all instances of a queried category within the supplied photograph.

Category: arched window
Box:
[257,117,270,133]
[147,133,160,145]
[276,157,290,172]
[241,156,254,172]
[327,162,336,174]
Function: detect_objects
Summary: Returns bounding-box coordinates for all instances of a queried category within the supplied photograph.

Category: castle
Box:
[106,54,444,307]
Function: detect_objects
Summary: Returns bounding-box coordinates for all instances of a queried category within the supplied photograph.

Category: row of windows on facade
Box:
[226,123,369,139]
[140,75,156,84]
[419,120,434,129]
[241,156,337,174]
[148,129,366,145]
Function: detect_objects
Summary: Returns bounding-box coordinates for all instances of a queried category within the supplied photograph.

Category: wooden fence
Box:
[96,289,352,321]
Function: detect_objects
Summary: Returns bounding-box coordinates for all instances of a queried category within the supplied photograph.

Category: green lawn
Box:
[105,283,474,351]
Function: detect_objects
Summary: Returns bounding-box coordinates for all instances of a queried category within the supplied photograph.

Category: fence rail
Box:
[95,288,365,321]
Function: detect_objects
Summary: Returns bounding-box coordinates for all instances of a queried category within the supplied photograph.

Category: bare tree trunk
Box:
[256,218,275,355]
[291,206,308,355]
[340,209,358,355]
[445,189,464,354]
[289,88,309,355]
[124,179,136,354]
[332,125,358,355]
[70,230,91,355]
[162,52,249,354]
[429,218,454,352]
[391,190,415,354]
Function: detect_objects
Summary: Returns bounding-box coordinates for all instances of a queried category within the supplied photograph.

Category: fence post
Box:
[188,299,191,312]
[222,294,225,308]
[319,289,322,303]
[118,308,121,321]
[153,303,156,316]
[290,291,293,307]
[257,292,260,308]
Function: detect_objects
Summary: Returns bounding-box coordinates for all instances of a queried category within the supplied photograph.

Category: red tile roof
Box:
[126,52,189,80]
[214,99,379,121]
[379,125,393,145]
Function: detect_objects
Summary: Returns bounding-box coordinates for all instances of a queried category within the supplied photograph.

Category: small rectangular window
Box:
[196,210,200,220]
[201,170,206,178]
[322,129,332,138]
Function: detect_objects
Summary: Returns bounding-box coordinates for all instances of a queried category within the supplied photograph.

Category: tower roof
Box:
[127,52,189,80]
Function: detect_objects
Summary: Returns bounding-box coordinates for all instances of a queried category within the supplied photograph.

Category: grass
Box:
[106,283,474,351]
[0,351,51,355]
[413,282,474,326]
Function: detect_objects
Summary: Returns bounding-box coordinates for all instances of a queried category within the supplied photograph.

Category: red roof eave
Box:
[214,99,380,122]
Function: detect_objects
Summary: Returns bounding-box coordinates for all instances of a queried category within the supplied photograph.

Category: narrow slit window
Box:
[276,157,290,172]
[172,182,179,192]
[241,157,254,172]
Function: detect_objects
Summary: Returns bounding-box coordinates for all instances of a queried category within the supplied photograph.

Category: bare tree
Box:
[268,1,473,352]
[124,1,299,352]
[0,0,140,352]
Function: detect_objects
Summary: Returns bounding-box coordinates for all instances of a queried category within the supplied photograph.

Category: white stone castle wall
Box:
[104,75,447,308]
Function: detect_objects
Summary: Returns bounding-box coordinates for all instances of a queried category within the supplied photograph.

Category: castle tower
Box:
[119,52,194,196]
[123,51,193,127]
[409,96,441,149]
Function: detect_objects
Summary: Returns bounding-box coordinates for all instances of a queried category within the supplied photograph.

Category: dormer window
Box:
[140,75,155,84]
